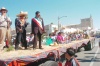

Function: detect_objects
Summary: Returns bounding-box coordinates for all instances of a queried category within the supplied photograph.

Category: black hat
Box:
[35,11,40,15]
[66,48,75,56]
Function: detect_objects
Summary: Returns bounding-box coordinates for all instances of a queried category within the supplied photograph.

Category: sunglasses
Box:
[1,10,7,13]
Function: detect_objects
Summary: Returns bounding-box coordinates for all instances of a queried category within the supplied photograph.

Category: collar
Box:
[66,58,73,62]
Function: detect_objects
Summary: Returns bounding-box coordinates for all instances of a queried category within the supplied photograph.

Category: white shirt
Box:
[0,15,11,27]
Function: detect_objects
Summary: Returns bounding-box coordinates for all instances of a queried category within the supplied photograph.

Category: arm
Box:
[7,17,12,29]
[15,18,21,31]
[42,18,45,31]
[31,19,34,34]
[25,22,29,27]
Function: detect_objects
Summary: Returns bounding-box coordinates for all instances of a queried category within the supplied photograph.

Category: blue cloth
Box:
[46,37,53,46]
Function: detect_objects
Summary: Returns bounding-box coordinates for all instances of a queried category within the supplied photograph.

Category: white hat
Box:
[17,11,28,17]
[0,7,8,12]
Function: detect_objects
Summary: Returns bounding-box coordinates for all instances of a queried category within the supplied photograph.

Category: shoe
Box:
[39,48,43,49]
[33,48,36,50]
[15,47,18,50]
[25,47,27,50]
[15,48,18,50]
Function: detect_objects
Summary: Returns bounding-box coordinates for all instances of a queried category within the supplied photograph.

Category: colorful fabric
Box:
[0,38,95,66]
[32,18,43,30]
[46,37,53,46]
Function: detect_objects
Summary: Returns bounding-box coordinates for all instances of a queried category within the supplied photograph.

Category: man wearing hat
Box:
[15,11,29,50]
[0,7,11,50]
[31,11,45,49]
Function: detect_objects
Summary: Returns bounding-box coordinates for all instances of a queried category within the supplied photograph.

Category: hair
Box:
[35,11,40,15]
[66,48,75,56]
[49,33,52,36]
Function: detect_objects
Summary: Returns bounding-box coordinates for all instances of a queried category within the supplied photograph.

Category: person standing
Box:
[31,11,45,49]
[0,7,11,50]
[15,11,29,50]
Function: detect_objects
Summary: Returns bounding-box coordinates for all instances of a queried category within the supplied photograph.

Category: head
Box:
[65,48,75,60]
[19,15,26,19]
[35,11,40,18]
[58,32,63,36]
[30,33,34,36]
[49,33,52,38]
[0,7,8,15]
[17,11,28,20]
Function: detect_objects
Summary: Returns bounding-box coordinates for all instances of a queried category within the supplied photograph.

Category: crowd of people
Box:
[0,7,90,51]
[45,30,89,46]
[0,7,92,66]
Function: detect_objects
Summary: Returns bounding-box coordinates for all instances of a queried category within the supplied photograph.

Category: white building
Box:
[44,24,58,35]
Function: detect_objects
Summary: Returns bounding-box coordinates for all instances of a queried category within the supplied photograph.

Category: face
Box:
[36,13,40,18]
[1,10,7,14]
[20,16,26,19]
[65,53,69,58]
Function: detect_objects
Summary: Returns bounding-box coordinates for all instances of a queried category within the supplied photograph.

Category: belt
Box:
[0,26,6,28]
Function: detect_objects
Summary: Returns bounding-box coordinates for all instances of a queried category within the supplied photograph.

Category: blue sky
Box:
[0,0,100,29]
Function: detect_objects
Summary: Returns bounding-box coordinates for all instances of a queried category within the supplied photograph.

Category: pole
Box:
[58,17,59,31]
[58,16,67,31]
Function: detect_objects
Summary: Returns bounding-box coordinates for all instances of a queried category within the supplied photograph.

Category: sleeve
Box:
[42,18,45,31]
[24,22,29,28]
[15,18,20,31]
[72,59,78,66]
[31,19,34,34]
[7,17,12,25]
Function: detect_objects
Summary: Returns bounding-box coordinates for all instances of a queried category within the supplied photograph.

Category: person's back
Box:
[65,58,78,66]
[65,48,80,66]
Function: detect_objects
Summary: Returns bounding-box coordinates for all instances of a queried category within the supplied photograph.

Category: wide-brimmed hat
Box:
[17,11,28,17]
[0,7,8,12]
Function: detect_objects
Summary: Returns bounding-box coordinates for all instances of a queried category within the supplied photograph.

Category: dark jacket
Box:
[31,17,44,34]
[15,18,28,33]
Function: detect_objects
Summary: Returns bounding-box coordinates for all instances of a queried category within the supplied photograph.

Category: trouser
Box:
[6,28,11,46]
[33,32,42,48]
[15,30,27,49]
[0,27,7,50]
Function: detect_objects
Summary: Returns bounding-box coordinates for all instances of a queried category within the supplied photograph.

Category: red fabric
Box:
[32,18,43,30]
[58,62,62,66]
[65,61,72,66]
[57,35,64,43]
[6,39,9,47]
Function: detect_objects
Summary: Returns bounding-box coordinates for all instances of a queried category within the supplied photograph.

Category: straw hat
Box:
[0,7,8,12]
[17,11,28,17]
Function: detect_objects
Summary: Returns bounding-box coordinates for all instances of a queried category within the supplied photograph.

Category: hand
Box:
[20,24,23,26]
[43,31,46,33]
[19,29,22,32]
[26,23,29,25]
[7,24,10,29]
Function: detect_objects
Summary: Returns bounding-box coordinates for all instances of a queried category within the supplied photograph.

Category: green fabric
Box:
[46,37,53,46]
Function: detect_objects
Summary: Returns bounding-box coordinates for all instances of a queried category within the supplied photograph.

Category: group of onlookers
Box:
[46,30,89,46]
